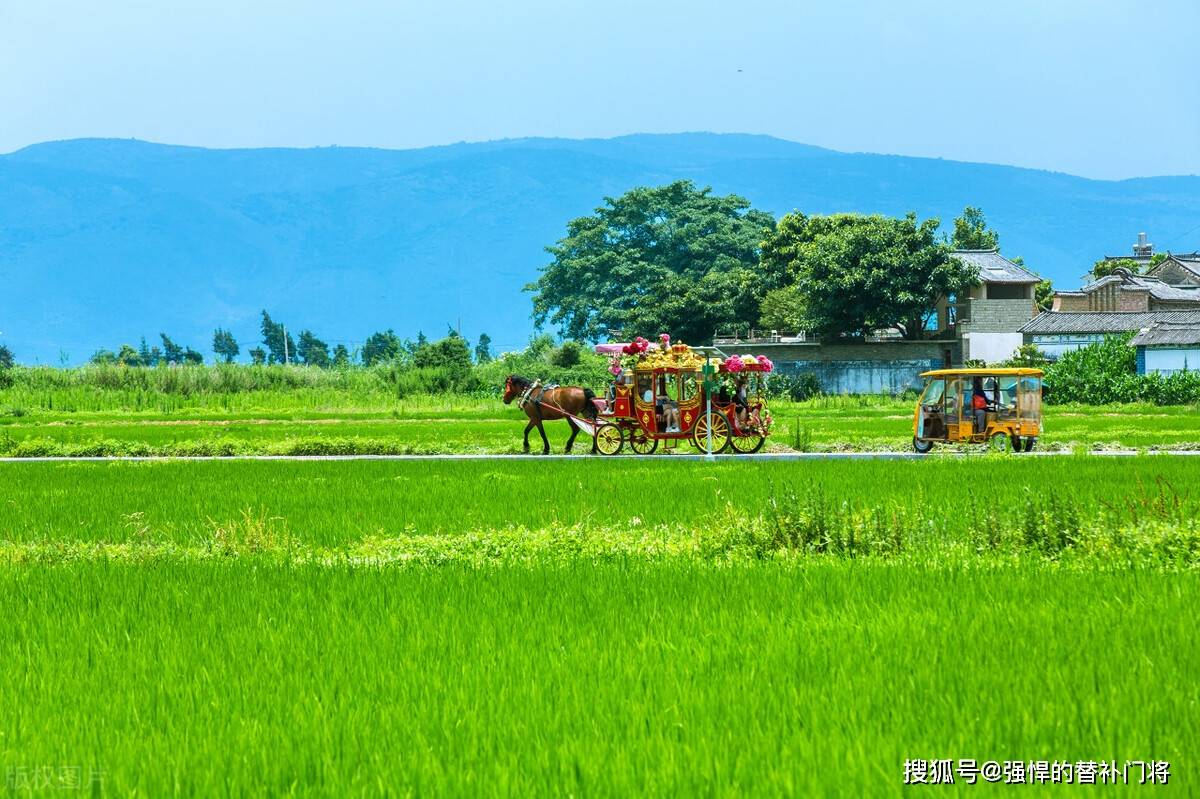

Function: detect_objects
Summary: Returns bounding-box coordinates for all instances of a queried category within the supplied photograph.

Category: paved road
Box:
[3,451,1200,463]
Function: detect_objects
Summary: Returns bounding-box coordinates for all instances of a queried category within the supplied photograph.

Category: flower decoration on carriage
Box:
[621,337,650,356]
[658,333,671,350]
[758,356,774,373]
[608,356,623,376]
[724,354,744,373]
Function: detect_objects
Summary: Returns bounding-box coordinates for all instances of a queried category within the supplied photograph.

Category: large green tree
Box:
[527,181,778,343]
[413,333,472,374]
[212,328,240,363]
[296,330,331,368]
[362,329,402,366]
[0,344,14,370]
[474,333,492,364]
[761,212,977,340]
[159,334,184,364]
[951,206,1000,250]
[260,311,296,364]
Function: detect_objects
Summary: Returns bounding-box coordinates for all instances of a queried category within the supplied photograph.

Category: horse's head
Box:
[502,374,528,405]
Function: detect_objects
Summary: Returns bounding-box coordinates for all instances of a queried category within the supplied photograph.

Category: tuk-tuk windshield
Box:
[920,378,945,406]
[1019,376,1042,417]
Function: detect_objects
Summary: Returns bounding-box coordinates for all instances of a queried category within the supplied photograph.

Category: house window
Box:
[986,283,1028,300]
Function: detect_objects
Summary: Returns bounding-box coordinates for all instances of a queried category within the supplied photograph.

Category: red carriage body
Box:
[591,342,773,455]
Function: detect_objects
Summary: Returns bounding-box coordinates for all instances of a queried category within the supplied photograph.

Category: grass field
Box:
[4,389,1200,456]
[1,456,1197,795]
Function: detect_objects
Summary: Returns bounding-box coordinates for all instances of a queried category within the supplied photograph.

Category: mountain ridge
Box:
[2,133,1199,363]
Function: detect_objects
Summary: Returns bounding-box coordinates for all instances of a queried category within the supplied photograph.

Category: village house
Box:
[935,249,1040,363]
[1030,233,1200,359]
[1130,322,1200,376]
[1052,268,1200,312]
[1020,309,1200,360]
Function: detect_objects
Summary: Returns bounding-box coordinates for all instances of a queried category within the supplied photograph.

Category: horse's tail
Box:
[582,387,598,419]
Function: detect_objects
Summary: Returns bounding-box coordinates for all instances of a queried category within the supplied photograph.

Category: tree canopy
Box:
[474,333,492,364]
[362,329,402,366]
[297,330,331,368]
[260,311,296,364]
[527,180,778,344]
[951,206,1000,250]
[212,328,239,363]
[760,212,977,340]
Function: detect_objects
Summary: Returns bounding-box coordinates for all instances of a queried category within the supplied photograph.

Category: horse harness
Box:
[518,381,560,412]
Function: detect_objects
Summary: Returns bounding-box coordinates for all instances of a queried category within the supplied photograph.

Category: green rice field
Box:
[3,390,1200,456]
[1,457,1197,794]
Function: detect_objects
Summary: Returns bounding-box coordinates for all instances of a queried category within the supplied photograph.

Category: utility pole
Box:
[702,358,716,461]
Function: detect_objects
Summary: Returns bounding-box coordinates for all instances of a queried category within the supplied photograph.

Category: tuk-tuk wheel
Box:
[1023,437,1037,453]
[989,432,1013,453]
[913,437,933,454]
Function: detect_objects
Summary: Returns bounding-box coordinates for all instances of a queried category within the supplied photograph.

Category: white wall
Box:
[1031,334,1107,360]
[964,332,1023,363]
[1146,347,1200,375]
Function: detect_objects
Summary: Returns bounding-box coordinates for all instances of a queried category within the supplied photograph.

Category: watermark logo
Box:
[5,765,104,792]
[903,759,1170,786]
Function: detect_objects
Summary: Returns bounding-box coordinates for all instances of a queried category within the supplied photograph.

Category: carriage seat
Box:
[591,398,608,413]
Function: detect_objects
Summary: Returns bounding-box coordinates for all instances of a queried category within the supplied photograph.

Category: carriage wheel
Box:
[729,433,766,454]
[628,430,658,455]
[594,423,624,456]
[691,413,730,454]
[913,436,934,454]
[989,432,1013,453]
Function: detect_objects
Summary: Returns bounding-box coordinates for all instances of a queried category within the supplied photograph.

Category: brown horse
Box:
[503,375,599,455]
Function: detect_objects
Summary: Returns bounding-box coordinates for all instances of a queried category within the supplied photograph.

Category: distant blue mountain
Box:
[2,133,1198,364]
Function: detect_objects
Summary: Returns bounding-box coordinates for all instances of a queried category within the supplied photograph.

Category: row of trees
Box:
[527,181,1053,343]
[86,311,495,369]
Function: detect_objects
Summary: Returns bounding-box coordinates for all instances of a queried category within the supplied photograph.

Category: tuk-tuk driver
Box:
[971,377,989,433]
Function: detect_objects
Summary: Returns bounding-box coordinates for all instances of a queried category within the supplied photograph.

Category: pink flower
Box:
[659,333,671,348]
[609,356,623,376]
[758,356,774,373]
[633,336,650,353]
[725,355,744,373]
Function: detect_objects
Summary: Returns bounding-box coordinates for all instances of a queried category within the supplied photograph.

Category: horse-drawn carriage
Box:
[590,338,773,455]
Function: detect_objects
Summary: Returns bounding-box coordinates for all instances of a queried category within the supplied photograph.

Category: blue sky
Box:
[1,0,1197,179]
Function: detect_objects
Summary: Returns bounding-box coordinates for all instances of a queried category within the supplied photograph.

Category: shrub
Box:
[766,373,822,402]
[549,341,583,368]
[1043,334,1200,405]
[1043,335,1140,404]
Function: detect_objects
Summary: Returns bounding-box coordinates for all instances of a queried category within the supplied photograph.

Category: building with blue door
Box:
[1130,323,1200,375]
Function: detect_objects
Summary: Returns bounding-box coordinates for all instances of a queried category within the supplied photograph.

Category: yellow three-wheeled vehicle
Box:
[913,368,1043,453]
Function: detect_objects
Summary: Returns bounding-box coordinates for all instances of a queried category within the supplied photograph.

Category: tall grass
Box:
[0,561,1193,795]
[1,458,1196,794]
[1,458,1197,568]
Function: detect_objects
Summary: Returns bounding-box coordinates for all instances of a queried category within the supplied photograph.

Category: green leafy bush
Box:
[1044,334,1200,405]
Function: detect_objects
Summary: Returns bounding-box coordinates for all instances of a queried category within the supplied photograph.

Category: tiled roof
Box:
[1154,254,1200,279]
[1130,322,1200,347]
[1085,272,1200,302]
[950,249,1041,284]
[1020,310,1200,334]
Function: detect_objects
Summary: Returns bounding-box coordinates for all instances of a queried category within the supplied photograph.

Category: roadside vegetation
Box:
[4,359,1200,457]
